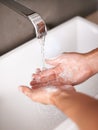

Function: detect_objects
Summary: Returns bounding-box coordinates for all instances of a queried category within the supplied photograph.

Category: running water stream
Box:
[36,29,62,118]
[38,36,59,93]
[39,36,46,70]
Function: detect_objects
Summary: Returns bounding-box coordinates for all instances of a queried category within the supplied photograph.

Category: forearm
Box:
[85,48,98,74]
[52,91,98,130]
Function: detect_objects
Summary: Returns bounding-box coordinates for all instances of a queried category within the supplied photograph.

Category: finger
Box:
[32,68,42,78]
[30,78,65,89]
[45,55,61,66]
[31,83,48,89]
[31,79,74,90]
[19,86,33,97]
[30,72,59,88]
[36,68,41,73]
[30,72,74,89]
[31,68,56,82]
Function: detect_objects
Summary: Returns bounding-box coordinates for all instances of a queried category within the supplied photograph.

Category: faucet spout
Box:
[28,13,47,39]
[0,0,47,38]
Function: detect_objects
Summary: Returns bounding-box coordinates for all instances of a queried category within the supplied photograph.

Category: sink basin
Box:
[0,16,98,130]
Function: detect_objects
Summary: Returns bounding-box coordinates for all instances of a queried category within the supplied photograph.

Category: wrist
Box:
[85,48,98,74]
[51,90,76,114]
[52,90,98,130]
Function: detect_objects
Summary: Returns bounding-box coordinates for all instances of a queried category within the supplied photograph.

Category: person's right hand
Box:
[30,51,96,89]
[19,84,98,130]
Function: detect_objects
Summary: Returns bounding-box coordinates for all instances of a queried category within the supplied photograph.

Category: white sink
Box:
[0,17,98,130]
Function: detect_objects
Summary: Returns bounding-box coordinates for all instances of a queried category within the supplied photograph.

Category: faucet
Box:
[0,0,47,39]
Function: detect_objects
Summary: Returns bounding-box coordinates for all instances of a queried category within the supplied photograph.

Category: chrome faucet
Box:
[28,13,47,38]
[0,0,47,38]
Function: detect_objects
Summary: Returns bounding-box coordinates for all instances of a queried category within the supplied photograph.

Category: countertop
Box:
[86,11,98,24]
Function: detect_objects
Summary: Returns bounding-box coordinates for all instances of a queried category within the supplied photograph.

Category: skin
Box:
[19,48,98,130]
[30,51,97,88]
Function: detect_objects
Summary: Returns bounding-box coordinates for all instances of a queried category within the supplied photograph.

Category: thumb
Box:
[45,55,61,66]
[19,86,33,97]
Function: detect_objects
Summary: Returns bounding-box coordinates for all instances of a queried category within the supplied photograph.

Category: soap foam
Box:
[44,86,58,93]
[59,68,73,82]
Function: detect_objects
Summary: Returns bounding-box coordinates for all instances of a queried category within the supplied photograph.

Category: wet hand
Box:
[31,52,94,88]
[19,85,75,105]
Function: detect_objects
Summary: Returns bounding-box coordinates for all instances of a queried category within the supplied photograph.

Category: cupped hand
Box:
[30,52,94,88]
[19,85,75,105]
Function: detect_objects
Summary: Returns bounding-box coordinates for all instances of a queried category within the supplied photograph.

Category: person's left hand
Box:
[30,52,94,89]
